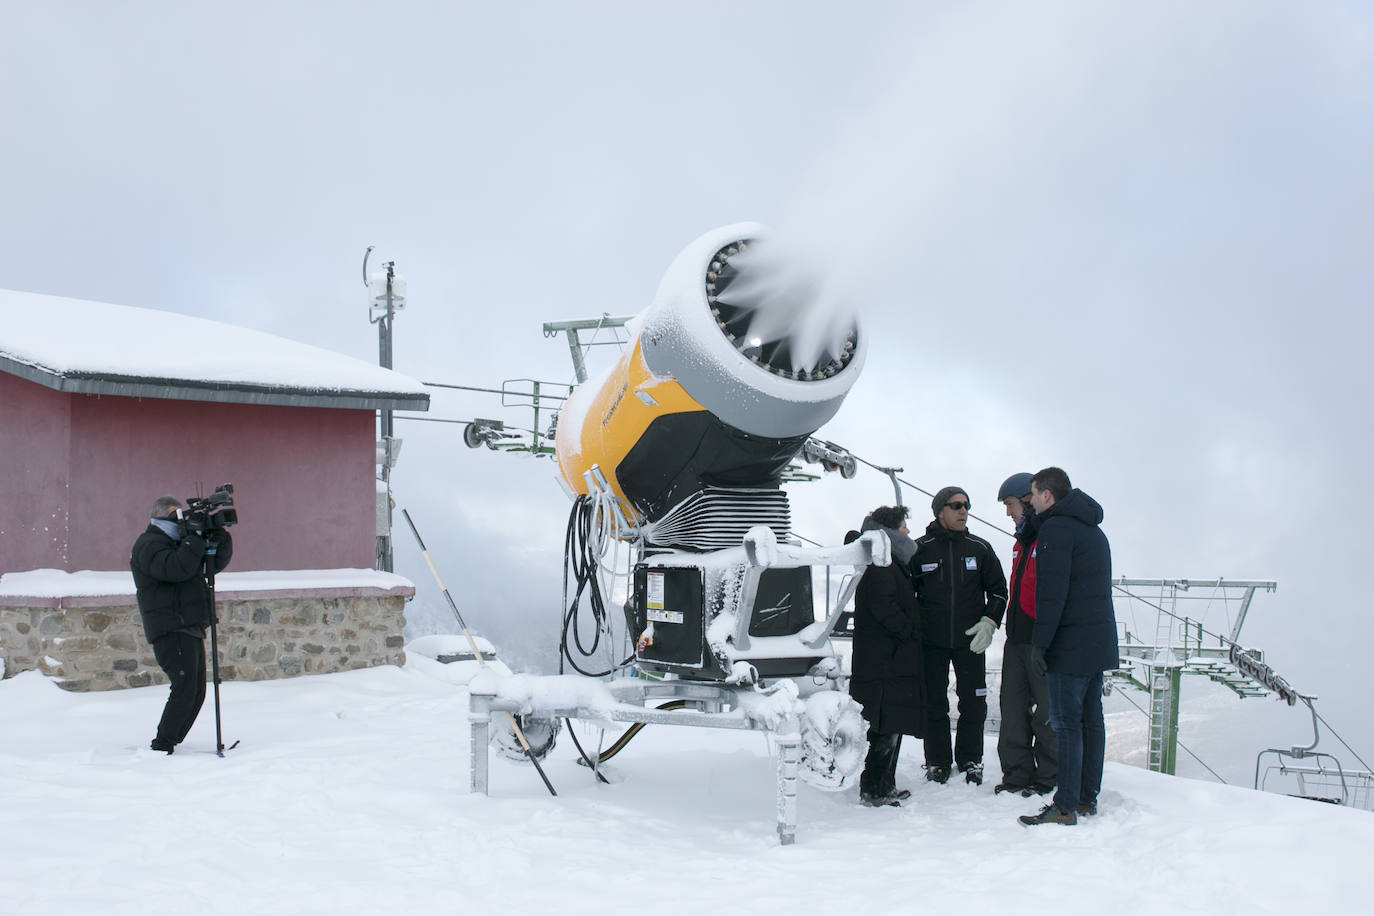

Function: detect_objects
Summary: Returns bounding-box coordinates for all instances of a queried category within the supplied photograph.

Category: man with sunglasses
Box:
[912,486,1008,785]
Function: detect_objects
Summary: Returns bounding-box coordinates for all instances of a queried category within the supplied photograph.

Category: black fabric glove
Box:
[1030,645,1047,678]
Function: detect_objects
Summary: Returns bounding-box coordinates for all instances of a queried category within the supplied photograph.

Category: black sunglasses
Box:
[944,500,971,511]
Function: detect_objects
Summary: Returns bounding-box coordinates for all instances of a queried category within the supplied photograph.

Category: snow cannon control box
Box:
[628,561,823,681]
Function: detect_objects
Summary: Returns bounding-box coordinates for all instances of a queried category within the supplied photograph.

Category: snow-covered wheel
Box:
[797,690,868,791]
[491,714,561,762]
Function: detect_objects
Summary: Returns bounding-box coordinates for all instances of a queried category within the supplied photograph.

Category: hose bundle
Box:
[559,495,633,677]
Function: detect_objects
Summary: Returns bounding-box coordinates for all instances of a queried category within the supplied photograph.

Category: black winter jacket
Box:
[849,558,925,736]
[130,525,233,644]
[911,521,1008,649]
[1031,489,1119,674]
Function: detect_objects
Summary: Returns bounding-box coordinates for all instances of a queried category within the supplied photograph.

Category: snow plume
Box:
[768,1,1112,304]
[711,236,860,376]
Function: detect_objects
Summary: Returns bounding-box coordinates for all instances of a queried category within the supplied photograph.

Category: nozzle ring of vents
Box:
[704,240,858,381]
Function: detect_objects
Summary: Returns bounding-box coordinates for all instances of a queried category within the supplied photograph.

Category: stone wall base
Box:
[0,589,409,692]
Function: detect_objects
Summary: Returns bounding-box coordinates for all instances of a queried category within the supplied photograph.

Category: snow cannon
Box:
[529,223,882,803]
[554,222,866,548]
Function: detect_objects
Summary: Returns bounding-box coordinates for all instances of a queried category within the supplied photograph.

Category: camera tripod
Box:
[202,536,237,756]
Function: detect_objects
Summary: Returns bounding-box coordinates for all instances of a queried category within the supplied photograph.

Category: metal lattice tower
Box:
[1113,577,1277,775]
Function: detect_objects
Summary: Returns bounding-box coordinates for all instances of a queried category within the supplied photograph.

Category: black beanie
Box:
[931,486,967,516]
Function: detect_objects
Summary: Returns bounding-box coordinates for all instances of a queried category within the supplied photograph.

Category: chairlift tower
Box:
[541,314,635,384]
[1112,577,1277,774]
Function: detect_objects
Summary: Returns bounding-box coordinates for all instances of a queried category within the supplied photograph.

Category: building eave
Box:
[0,355,430,412]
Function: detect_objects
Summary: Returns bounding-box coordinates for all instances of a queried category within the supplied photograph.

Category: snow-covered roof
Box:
[0,288,431,411]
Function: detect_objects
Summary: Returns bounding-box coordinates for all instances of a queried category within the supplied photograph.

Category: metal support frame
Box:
[467,679,806,844]
[542,315,635,384]
[1111,577,1278,774]
[466,530,882,844]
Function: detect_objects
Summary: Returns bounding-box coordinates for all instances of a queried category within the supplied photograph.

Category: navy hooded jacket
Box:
[1031,489,1119,674]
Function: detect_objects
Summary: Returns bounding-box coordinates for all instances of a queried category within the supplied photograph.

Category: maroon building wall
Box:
[2,373,377,573]
[0,372,72,570]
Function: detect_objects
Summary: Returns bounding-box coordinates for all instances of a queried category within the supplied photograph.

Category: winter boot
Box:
[924,765,951,784]
[150,739,175,754]
[994,781,1030,796]
[1018,804,1077,826]
[1077,802,1098,816]
[860,792,902,807]
[959,762,984,786]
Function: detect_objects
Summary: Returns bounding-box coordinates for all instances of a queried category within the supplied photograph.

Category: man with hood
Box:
[849,505,924,806]
[1018,467,1119,827]
[912,486,1008,785]
[994,472,1057,797]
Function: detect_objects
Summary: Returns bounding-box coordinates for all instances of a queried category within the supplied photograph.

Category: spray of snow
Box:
[711,237,860,376]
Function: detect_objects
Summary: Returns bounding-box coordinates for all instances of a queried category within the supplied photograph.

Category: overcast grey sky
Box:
[5,2,1372,763]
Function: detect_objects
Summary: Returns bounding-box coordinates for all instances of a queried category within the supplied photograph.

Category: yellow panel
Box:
[556,339,705,519]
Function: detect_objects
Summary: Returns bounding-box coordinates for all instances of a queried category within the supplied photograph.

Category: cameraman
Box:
[129,495,233,754]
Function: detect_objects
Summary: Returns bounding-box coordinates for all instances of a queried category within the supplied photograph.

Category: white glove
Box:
[965,616,996,654]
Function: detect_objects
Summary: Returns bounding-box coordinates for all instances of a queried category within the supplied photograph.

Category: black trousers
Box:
[151,632,207,746]
[859,725,903,797]
[997,641,1058,789]
[922,643,986,768]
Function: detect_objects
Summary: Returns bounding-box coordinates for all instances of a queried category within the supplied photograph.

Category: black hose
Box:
[593,701,691,764]
[565,717,612,784]
[559,496,633,678]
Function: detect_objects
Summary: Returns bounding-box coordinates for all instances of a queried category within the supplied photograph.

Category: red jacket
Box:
[1005,516,1040,644]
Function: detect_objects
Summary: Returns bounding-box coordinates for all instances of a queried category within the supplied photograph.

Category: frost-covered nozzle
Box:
[639,222,867,440]
[706,240,859,382]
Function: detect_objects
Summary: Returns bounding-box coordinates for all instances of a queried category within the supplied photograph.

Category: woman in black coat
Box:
[849,506,925,806]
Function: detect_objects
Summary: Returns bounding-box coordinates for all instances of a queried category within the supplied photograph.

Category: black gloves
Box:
[1030,645,1047,678]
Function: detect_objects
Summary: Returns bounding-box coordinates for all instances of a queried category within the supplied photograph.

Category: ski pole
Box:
[401,508,558,797]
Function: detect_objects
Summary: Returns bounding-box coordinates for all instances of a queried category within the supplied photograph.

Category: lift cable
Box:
[859,454,1251,650]
[854,453,1373,775]
[421,380,569,401]
[396,391,1365,775]
[1110,687,1229,784]
[1314,709,1374,773]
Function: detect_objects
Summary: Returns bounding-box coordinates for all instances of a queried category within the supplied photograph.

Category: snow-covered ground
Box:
[2,655,1368,915]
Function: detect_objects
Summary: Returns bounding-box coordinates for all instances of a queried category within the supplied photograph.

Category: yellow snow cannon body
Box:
[554,222,867,548]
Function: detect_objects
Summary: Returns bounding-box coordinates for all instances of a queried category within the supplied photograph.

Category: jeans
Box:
[1045,670,1105,815]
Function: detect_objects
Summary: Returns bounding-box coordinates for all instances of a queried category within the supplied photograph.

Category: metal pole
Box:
[378,263,395,572]
[401,508,558,796]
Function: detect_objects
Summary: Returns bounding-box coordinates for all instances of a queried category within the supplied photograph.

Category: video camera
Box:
[182,483,238,535]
